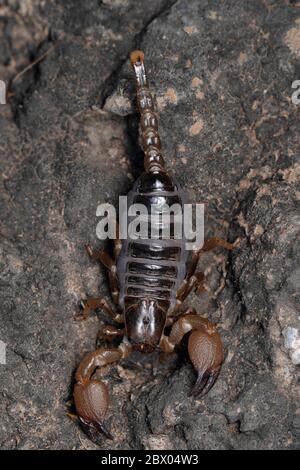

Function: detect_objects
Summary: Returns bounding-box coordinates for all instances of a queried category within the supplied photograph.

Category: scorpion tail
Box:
[130,50,166,174]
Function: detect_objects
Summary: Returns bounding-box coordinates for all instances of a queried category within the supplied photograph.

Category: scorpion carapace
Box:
[73,50,236,440]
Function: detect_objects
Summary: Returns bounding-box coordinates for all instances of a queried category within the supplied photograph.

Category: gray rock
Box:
[0,0,299,450]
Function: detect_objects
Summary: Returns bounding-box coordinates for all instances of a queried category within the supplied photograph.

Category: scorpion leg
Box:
[194,272,207,295]
[86,244,120,304]
[175,271,205,306]
[74,342,131,440]
[75,297,124,323]
[97,324,125,343]
[199,237,236,254]
[173,237,236,309]
[160,312,223,398]
[186,237,236,281]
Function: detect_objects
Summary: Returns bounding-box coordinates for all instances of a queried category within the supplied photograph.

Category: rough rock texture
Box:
[0,0,299,450]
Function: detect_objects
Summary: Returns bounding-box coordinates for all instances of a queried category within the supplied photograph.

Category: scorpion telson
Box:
[73,50,236,441]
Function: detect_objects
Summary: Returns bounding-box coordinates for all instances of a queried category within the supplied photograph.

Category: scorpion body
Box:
[73,51,236,440]
[118,172,189,351]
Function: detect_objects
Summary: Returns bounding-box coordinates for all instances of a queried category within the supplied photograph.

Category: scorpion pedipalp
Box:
[160,312,223,398]
[74,379,112,440]
[188,328,223,398]
[74,344,131,440]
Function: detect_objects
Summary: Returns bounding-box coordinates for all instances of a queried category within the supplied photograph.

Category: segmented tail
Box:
[130,50,166,173]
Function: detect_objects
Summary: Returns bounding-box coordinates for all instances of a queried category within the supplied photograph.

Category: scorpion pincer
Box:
[73,50,236,440]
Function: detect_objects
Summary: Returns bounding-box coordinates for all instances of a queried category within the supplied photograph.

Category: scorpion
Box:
[73,50,236,440]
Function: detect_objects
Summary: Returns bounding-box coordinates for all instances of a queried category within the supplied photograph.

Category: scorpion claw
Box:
[74,348,126,441]
[79,417,113,441]
[188,327,223,398]
[74,378,111,441]
[190,366,221,398]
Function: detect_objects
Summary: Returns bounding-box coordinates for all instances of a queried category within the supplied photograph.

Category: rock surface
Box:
[0,0,299,450]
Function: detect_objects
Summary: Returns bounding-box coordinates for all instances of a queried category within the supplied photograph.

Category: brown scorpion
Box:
[73,51,236,440]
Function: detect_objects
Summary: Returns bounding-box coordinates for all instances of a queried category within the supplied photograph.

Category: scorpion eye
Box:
[143,316,150,325]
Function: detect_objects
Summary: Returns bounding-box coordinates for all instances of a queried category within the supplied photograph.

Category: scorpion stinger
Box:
[130,50,166,174]
[72,50,237,442]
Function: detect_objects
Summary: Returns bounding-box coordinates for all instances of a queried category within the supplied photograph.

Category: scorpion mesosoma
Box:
[73,50,236,440]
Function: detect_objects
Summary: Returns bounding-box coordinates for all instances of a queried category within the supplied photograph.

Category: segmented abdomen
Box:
[117,172,188,312]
